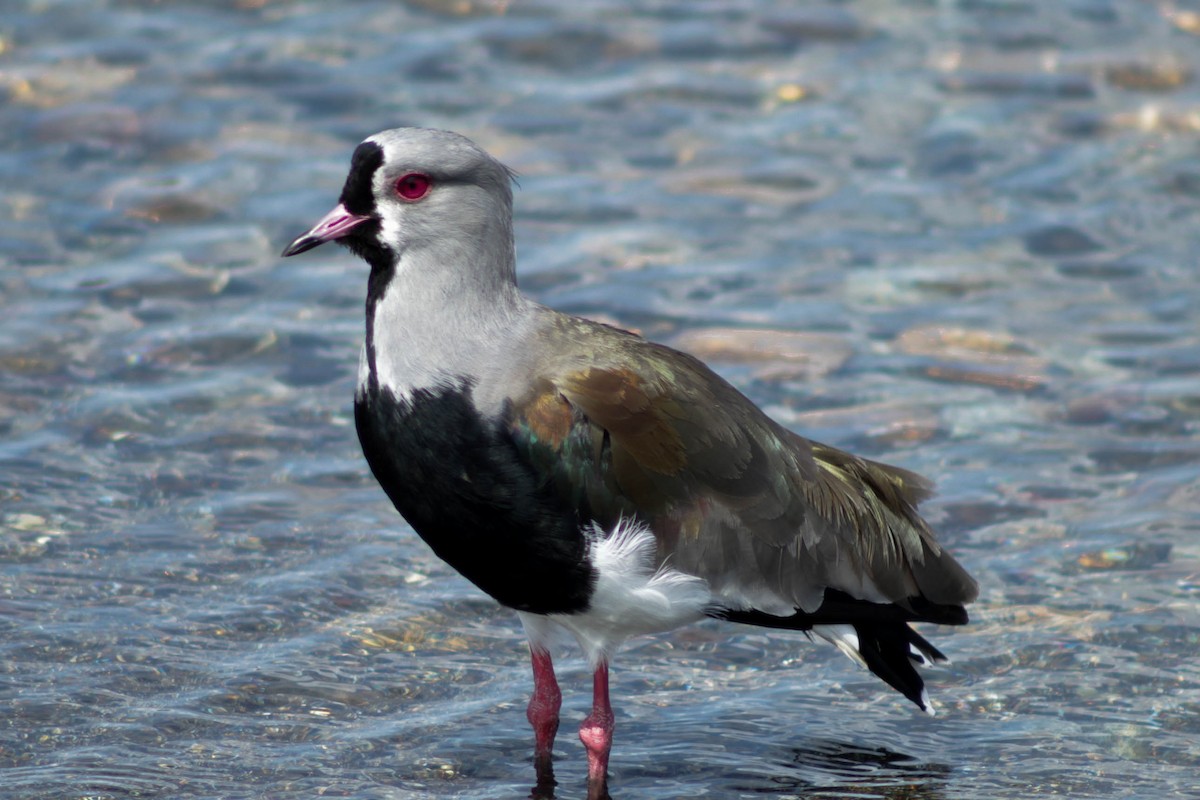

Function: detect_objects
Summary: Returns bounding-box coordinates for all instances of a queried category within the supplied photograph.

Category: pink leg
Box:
[579,662,614,800]
[527,647,561,793]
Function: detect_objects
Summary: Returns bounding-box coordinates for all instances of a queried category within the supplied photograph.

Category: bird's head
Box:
[281,127,516,270]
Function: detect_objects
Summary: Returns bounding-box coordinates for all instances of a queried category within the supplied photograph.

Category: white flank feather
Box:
[812,624,868,669]
[521,518,710,667]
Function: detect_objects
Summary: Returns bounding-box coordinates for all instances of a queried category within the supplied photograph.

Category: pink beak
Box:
[281,203,371,257]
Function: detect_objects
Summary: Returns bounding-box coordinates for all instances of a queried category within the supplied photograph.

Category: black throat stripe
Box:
[334,140,391,392]
[339,141,384,216]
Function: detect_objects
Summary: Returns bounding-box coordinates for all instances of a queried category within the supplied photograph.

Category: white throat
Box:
[357,244,532,410]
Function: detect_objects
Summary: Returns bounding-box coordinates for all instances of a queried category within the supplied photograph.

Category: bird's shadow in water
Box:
[737,739,953,799]
[526,738,950,800]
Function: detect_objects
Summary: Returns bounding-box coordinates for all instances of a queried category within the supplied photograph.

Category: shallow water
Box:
[2,1,1199,798]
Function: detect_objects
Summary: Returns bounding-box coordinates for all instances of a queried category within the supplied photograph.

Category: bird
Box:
[281,127,978,800]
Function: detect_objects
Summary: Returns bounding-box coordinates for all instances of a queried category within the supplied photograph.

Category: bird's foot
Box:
[585,779,611,800]
[527,647,562,798]
[580,662,614,800]
[529,752,557,800]
[579,707,614,778]
[527,648,562,760]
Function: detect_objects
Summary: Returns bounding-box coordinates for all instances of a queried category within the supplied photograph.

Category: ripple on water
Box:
[1,1,1199,799]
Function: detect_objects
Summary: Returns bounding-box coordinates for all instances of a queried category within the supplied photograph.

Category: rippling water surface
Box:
[2,1,1199,798]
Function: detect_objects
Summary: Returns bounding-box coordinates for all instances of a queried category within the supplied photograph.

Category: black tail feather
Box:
[707,589,970,631]
[905,627,948,665]
[707,589,966,713]
[852,622,938,712]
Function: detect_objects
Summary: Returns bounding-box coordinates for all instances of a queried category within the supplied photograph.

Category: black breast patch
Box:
[355,383,596,615]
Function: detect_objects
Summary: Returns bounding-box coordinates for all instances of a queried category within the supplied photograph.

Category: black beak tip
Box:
[280,235,322,258]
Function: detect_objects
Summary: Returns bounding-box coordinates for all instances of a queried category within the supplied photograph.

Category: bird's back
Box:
[505,308,979,618]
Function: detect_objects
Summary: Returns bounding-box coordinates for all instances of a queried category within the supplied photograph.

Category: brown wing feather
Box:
[510,313,978,613]
[560,367,687,476]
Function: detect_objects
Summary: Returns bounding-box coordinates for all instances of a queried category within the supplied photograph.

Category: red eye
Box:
[395,173,432,201]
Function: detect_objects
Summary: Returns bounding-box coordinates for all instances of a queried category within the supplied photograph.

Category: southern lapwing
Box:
[282,127,978,800]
